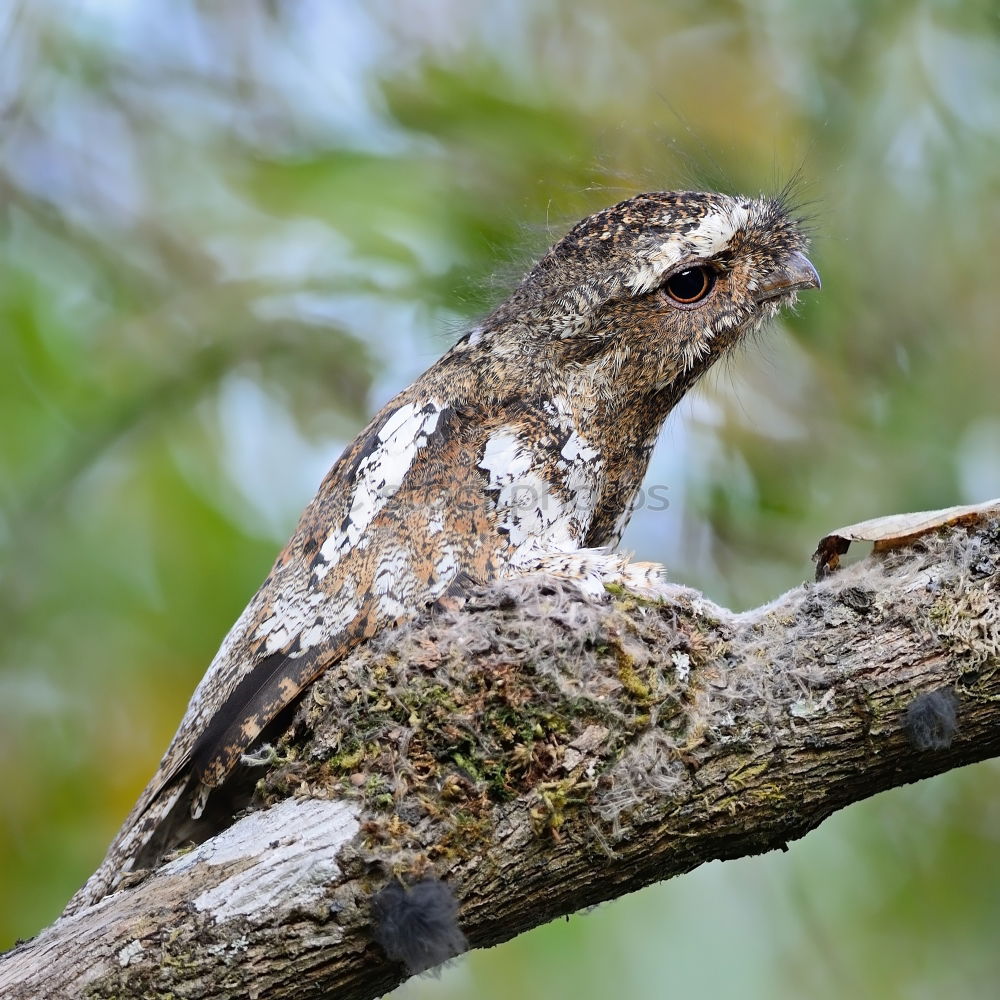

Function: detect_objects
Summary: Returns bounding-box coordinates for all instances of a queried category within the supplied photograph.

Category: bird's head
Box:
[465,190,819,410]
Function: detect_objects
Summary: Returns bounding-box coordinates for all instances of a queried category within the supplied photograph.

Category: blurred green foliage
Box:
[1,1,999,996]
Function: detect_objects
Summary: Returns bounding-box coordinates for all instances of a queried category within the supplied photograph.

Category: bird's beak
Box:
[756,251,821,303]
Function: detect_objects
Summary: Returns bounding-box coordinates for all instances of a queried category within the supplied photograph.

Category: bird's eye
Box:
[663,266,716,305]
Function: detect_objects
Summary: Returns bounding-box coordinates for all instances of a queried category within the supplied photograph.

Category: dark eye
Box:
[663,266,716,305]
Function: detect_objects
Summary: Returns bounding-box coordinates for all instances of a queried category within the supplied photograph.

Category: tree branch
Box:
[3,517,999,1000]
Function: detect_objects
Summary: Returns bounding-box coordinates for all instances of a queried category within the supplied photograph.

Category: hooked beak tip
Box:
[757,251,821,302]
[795,251,822,291]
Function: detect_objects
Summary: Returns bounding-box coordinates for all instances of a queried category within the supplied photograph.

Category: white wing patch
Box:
[314,400,445,581]
[248,401,447,658]
[255,575,360,658]
[372,544,420,620]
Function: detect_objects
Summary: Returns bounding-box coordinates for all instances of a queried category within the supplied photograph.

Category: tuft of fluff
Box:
[372,878,468,975]
[905,689,959,751]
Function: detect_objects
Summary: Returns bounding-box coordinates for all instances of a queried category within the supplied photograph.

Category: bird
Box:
[66,188,819,912]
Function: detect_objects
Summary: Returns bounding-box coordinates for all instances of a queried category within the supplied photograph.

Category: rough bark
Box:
[3,516,999,1000]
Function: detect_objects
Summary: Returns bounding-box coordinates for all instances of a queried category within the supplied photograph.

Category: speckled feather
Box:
[67,190,817,912]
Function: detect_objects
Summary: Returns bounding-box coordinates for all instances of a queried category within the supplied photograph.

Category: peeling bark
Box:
[2,517,999,1000]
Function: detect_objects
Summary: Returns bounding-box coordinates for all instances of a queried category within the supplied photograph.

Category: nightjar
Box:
[67,189,819,911]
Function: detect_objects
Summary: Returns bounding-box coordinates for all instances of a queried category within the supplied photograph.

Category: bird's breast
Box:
[475,400,605,569]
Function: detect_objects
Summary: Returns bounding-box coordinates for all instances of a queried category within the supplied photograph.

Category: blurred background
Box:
[2,0,999,995]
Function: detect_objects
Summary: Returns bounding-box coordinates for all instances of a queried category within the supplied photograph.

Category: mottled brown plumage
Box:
[67,189,818,912]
